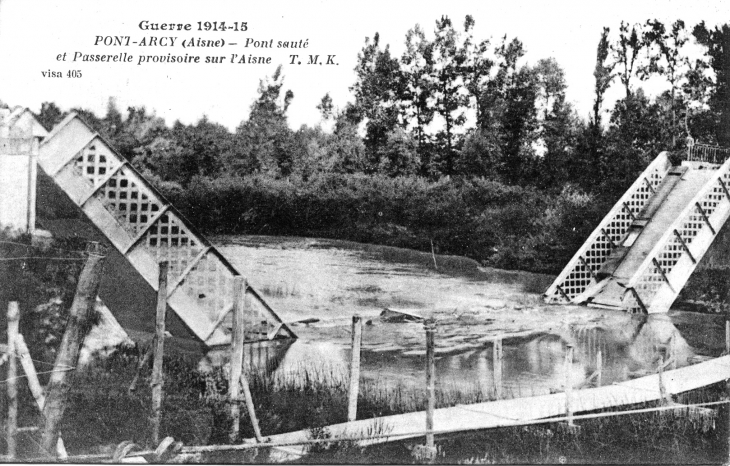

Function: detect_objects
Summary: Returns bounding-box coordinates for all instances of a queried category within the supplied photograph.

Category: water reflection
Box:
[214,235,720,400]
[263,313,701,400]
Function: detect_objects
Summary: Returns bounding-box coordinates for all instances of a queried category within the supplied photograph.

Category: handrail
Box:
[626,155,730,312]
[543,152,672,303]
[686,142,730,164]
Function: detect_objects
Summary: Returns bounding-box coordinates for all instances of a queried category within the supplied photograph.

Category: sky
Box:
[0,0,728,131]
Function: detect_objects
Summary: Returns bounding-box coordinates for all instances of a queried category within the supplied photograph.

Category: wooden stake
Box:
[725,319,729,354]
[726,360,730,465]
[240,368,262,442]
[493,339,503,399]
[128,343,153,394]
[40,242,106,456]
[658,356,669,404]
[347,315,362,422]
[238,285,263,442]
[565,344,574,426]
[15,334,68,459]
[151,261,169,446]
[6,302,18,459]
[16,334,44,409]
[425,318,436,449]
[430,240,438,271]
[229,276,245,443]
[596,349,603,388]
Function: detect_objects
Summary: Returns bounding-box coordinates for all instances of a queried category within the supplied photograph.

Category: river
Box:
[214,235,727,399]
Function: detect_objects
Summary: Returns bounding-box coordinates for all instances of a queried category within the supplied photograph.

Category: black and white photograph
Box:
[1,0,730,463]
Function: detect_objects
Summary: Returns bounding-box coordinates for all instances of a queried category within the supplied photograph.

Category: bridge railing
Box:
[686,142,730,164]
[543,152,672,304]
[41,114,296,346]
[625,154,730,313]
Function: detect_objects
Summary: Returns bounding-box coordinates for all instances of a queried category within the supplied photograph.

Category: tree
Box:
[643,20,690,147]
[101,101,167,161]
[592,28,616,128]
[479,36,538,184]
[612,21,644,99]
[430,16,470,175]
[316,93,334,122]
[602,89,670,197]
[534,58,566,122]
[682,56,716,144]
[377,128,420,176]
[172,117,233,182]
[400,23,436,173]
[461,16,493,124]
[533,58,579,189]
[103,97,124,140]
[349,33,403,169]
[233,65,297,177]
[693,22,730,146]
[456,128,502,178]
[35,102,67,131]
[326,118,368,174]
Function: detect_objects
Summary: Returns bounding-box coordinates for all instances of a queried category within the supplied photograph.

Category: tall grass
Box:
[8,345,729,463]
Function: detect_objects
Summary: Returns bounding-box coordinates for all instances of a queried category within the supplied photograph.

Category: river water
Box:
[215,235,726,399]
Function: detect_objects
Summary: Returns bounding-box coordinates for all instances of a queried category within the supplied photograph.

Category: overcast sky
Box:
[0,0,728,131]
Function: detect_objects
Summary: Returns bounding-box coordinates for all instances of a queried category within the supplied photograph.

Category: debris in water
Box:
[380,308,425,323]
[289,318,320,326]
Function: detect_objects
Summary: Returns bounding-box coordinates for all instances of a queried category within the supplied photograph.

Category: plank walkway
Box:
[254,355,730,461]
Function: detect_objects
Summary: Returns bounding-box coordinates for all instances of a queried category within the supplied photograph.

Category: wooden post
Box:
[725,318,729,354]
[565,344,574,426]
[128,343,153,394]
[658,355,669,404]
[6,302,18,459]
[347,315,362,422]
[430,239,438,270]
[493,338,503,399]
[596,349,603,387]
[40,242,106,456]
[16,334,44,409]
[726,335,730,466]
[151,261,168,446]
[240,368,263,442]
[229,276,245,443]
[425,318,436,450]
[15,334,68,459]
[237,285,263,442]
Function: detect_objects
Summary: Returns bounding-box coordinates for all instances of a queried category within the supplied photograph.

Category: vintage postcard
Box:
[1,0,730,463]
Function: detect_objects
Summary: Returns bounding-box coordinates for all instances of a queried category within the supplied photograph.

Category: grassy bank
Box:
[9,347,491,458]
[155,173,607,275]
[8,346,728,464]
[676,268,730,313]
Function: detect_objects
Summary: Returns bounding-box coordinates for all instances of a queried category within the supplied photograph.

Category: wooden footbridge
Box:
[193,352,730,463]
[545,145,730,314]
[0,107,295,349]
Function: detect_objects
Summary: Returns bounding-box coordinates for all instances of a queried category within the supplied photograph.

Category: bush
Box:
[157,173,604,274]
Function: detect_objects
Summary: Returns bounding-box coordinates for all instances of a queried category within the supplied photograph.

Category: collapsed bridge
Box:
[0,106,295,353]
[545,144,730,314]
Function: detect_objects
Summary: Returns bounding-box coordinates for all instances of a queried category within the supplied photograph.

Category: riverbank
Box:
[10,347,729,464]
[158,173,608,275]
[3,232,730,463]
